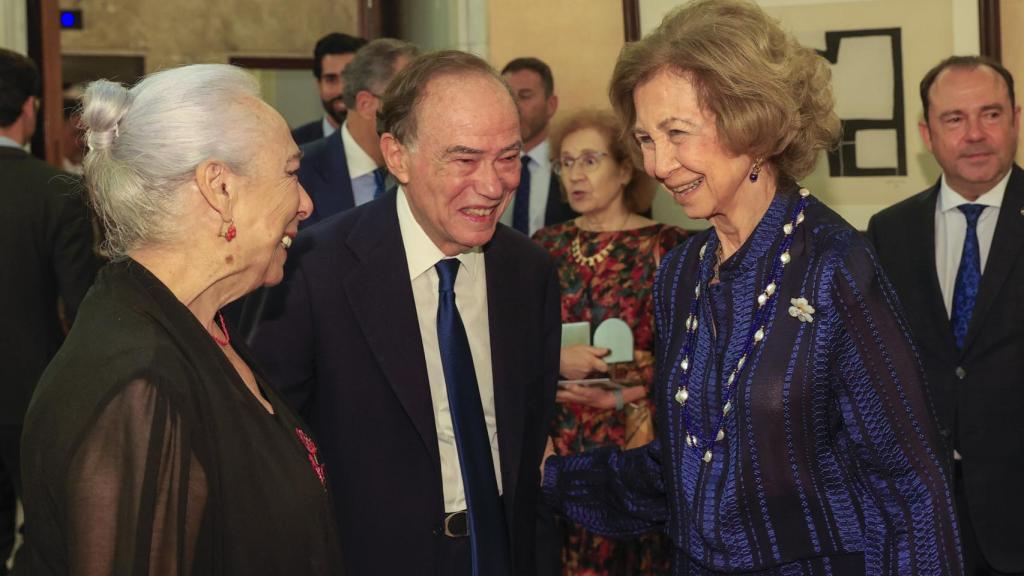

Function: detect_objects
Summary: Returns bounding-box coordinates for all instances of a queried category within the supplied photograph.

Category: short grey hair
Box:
[81,64,261,258]
[341,38,420,109]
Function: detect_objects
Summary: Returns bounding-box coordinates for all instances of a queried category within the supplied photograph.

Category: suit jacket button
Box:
[955,366,966,380]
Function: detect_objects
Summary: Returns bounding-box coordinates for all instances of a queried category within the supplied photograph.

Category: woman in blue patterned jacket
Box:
[541,1,962,574]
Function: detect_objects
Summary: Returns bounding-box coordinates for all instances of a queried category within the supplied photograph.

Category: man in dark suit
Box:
[297,38,418,228]
[0,49,97,574]
[291,32,367,146]
[251,51,560,575]
[500,58,576,236]
[868,55,1024,576]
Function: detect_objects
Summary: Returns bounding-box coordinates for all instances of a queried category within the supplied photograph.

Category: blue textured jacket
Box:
[544,189,962,575]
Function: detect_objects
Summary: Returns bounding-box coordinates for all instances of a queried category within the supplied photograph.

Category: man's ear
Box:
[194,160,233,222]
[380,133,411,184]
[546,93,559,121]
[355,90,377,121]
[918,120,934,155]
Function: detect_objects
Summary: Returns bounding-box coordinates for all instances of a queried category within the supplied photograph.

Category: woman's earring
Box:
[218,183,236,241]
[749,157,764,183]
[219,220,237,242]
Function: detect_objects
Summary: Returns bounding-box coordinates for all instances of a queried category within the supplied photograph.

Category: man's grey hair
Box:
[81,64,261,258]
[341,38,420,109]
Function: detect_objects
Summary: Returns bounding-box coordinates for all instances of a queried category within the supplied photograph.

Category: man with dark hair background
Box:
[0,48,97,574]
[291,31,367,146]
[500,57,575,236]
[869,55,1024,576]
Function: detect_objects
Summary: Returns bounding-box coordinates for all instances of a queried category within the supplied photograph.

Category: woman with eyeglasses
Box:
[532,109,685,575]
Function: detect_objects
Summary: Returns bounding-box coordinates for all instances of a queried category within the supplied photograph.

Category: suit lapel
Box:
[484,227,527,520]
[963,165,1024,352]
[910,185,959,354]
[315,131,355,215]
[341,193,440,464]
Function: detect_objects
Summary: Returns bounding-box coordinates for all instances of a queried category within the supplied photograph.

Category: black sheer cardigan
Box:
[20,260,343,575]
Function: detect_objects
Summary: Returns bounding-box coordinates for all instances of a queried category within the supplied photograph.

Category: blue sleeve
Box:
[542,440,668,539]
[831,240,962,575]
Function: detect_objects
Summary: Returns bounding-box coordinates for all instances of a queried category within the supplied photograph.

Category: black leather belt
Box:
[443,510,469,538]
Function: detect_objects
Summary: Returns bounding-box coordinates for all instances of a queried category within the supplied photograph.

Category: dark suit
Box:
[291,119,328,147]
[541,171,576,229]
[868,164,1024,574]
[297,130,357,230]
[0,145,98,570]
[250,190,560,575]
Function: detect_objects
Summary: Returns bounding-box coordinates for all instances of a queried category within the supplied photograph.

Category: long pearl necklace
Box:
[674,189,810,464]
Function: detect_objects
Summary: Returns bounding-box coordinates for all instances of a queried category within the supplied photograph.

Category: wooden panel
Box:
[980,0,1001,60]
[27,0,62,166]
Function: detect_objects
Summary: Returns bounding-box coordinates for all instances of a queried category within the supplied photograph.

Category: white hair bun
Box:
[82,79,133,152]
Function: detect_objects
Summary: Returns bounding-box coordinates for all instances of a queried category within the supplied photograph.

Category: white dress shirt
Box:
[500,139,552,236]
[397,188,503,512]
[341,120,380,206]
[0,136,23,149]
[321,116,338,139]
[934,170,1008,316]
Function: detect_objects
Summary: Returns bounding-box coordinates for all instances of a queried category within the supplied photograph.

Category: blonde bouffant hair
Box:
[609,0,840,185]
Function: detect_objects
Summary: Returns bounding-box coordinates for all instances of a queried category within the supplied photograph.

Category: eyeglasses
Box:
[553,152,609,175]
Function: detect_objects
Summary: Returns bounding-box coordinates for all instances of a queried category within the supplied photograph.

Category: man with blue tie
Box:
[297,38,418,228]
[500,58,576,236]
[251,51,560,575]
[868,56,1024,576]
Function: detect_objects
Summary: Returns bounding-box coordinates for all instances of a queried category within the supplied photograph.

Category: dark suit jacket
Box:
[297,130,357,230]
[867,164,1024,573]
[541,171,576,229]
[291,119,326,147]
[0,146,98,426]
[250,190,561,575]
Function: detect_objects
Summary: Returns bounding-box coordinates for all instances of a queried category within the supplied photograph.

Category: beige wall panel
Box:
[1002,0,1024,166]
[60,0,359,72]
[488,0,623,114]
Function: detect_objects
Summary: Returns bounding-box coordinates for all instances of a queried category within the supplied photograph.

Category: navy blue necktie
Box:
[950,204,985,349]
[434,259,510,575]
[512,155,531,234]
[372,167,387,199]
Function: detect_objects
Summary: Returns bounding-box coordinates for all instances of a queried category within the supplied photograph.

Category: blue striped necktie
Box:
[950,204,985,349]
[434,259,510,575]
[372,167,387,199]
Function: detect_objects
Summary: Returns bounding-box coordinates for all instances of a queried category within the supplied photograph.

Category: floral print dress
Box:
[534,221,686,576]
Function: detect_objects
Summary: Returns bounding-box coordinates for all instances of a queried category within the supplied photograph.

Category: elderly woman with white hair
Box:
[19,64,341,575]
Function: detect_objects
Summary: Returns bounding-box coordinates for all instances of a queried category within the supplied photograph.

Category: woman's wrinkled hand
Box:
[559,345,610,381]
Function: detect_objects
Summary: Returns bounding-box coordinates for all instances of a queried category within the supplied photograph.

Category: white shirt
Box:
[500,139,553,236]
[397,188,503,512]
[341,120,380,206]
[321,116,337,139]
[934,170,1008,316]
[0,136,23,149]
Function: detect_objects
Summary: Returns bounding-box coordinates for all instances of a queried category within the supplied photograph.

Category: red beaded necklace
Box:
[211,312,230,347]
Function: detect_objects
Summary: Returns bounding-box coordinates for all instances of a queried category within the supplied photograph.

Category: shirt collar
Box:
[322,116,338,138]
[524,138,550,169]
[0,136,24,150]
[396,186,482,282]
[341,120,379,180]
[938,169,1009,213]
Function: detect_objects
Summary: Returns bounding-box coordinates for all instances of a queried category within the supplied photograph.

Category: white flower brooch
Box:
[788,297,815,323]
